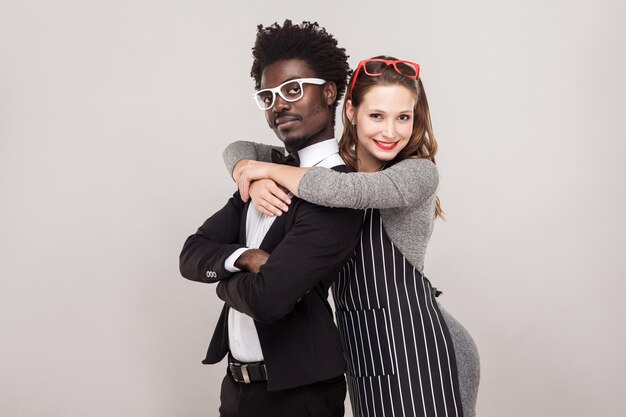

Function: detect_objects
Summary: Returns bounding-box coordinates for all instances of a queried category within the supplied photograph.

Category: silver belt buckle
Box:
[240,364,251,384]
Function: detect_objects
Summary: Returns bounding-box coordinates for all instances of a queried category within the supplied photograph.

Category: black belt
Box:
[228,359,268,384]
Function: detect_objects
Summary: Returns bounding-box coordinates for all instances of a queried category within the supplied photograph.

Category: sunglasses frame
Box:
[348,59,421,99]
[252,78,327,110]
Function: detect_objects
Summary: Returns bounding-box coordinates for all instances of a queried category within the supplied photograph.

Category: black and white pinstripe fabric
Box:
[332,208,464,417]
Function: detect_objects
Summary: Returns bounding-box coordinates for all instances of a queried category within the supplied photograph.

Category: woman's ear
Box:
[345,99,356,125]
[325,81,337,106]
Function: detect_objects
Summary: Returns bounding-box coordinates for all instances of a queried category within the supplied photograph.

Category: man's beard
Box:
[280,102,327,153]
[283,135,314,153]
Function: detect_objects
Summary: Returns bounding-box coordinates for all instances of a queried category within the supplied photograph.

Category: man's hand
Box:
[234,248,270,273]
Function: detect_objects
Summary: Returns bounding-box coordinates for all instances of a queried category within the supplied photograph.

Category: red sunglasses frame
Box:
[348,59,421,99]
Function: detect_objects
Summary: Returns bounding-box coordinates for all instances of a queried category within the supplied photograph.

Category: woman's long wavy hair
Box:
[339,56,444,218]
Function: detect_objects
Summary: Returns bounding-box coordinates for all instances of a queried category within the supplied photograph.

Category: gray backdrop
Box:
[1,1,624,416]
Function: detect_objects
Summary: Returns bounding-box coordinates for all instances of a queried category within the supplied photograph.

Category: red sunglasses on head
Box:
[348,59,421,98]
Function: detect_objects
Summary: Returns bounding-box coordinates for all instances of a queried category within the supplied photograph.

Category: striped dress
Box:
[333,208,464,417]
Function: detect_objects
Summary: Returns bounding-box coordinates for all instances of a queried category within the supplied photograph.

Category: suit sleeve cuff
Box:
[224,247,249,272]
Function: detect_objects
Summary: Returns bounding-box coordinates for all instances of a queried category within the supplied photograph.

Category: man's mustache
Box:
[273,112,302,127]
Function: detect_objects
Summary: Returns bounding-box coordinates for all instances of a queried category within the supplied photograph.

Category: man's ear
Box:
[324,81,338,106]
[345,99,356,124]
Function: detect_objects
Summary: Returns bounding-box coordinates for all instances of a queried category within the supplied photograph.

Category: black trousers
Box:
[219,370,346,417]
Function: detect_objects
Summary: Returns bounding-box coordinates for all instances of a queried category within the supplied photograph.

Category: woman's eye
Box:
[399,114,411,121]
[369,113,382,119]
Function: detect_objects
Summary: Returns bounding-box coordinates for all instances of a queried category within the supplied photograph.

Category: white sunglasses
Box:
[252,78,326,110]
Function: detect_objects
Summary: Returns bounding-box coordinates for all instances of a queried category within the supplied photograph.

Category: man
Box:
[179,20,362,417]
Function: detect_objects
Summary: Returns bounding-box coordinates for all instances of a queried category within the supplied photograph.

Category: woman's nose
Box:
[382,121,397,139]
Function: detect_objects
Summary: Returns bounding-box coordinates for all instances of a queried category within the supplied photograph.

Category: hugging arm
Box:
[223,141,283,179]
[223,142,439,211]
[298,158,439,210]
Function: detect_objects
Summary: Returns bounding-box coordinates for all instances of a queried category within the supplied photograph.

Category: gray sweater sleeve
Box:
[298,158,439,210]
[223,141,285,177]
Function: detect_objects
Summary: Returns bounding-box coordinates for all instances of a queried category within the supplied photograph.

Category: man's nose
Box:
[271,92,291,113]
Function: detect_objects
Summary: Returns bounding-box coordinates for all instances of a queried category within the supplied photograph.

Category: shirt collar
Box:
[296,138,339,168]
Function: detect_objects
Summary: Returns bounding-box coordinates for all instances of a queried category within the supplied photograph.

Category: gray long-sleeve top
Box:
[223,141,439,272]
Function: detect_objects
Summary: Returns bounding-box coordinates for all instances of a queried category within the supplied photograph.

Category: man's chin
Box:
[279,134,311,152]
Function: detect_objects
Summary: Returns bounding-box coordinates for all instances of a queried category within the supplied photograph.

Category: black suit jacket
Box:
[179,165,362,391]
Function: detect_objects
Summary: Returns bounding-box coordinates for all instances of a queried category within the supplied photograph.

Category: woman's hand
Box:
[247,179,291,217]
[232,159,250,184]
[235,159,305,215]
[237,160,271,200]
[237,160,277,200]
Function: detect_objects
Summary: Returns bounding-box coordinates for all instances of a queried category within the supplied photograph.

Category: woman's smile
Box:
[372,139,400,150]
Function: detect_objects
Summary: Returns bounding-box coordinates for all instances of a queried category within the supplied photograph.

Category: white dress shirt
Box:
[224,138,343,362]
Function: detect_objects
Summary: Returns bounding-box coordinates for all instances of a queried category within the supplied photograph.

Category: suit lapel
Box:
[258,199,299,252]
[239,201,250,245]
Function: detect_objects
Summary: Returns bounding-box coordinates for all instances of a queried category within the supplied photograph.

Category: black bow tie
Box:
[271,148,300,167]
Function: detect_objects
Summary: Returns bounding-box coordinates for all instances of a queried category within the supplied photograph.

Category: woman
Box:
[224,57,480,417]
